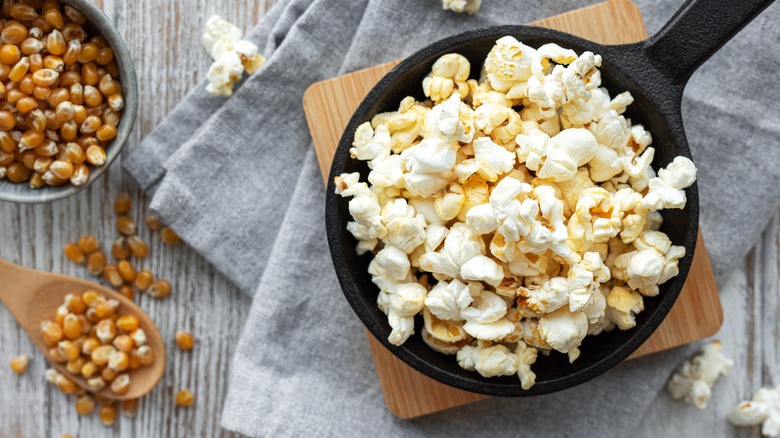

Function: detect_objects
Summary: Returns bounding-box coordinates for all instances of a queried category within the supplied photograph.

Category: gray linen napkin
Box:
[124,0,780,436]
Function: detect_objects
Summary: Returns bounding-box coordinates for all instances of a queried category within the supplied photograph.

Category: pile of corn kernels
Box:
[41,289,154,395]
[0,0,124,188]
[9,193,196,429]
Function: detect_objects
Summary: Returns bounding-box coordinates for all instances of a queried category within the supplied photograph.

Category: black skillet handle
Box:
[644,0,774,85]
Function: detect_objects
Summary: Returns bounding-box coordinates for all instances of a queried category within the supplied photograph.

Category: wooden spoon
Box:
[0,258,165,400]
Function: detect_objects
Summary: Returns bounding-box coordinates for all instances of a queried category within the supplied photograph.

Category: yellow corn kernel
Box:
[76,394,96,416]
[175,389,195,407]
[87,251,106,276]
[110,373,131,395]
[122,398,139,418]
[127,352,141,370]
[99,404,117,427]
[48,347,67,363]
[101,367,118,383]
[116,215,136,236]
[134,345,154,366]
[91,345,115,367]
[70,163,90,187]
[113,334,134,353]
[81,360,98,378]
[127,236,148,258]
[117,260,136,283]
[85,145,106,166]
[145,214,163,232]
[160,227,181,245]
[65,356,86,375]
[111,237,130,260]
[64,293,86,314]
[147,280,171,299]
[82,290,106,307]
[77,315,92,335]
[85,306,100,323]
[129,328,147,347]
[57,340,80,361]
[63,242,85,264]
[134,270,153,291]
[88,376,106,392]
[10,355,30,374]
[95,319,117,344]
[8,57,30,82]
[114,192,131,214]
[95,298,120,319]
[9,3,38,21]
[55,373,80,395]
[41,320,63,346]
[103,264,123,288]
[175,331,195,351]
[81,336,100,356]
[62,313,82,340]
[76,235,99,254]
[108,350,129,372]
[118,285,134,300]
[54,305,68,325]
[116,315,139,332]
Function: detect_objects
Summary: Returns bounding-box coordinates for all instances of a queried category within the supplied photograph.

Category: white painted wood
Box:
[0,1,279,437]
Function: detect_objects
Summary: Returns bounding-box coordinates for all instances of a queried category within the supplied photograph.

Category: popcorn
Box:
[728,386,780,437]
[604,285,643,330]
[202,16,265,96]
[424,307,469,343]
[473,136,516,181]
[484,36,535,93]
[515,341,538,390]
[423,55,471,103]
[567,252,610,312]
[336,38,696,390]
[538,307,588,362]
[350,122,391,163]
[442,0,482,15]
[372,96,429,153]
[643,156,698,211]
[667,341,734,410]
[425,278,473,320]
[457,342,519,378]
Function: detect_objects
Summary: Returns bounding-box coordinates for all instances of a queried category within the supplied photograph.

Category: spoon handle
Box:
[644,0,774,85]
[0,258,31,321]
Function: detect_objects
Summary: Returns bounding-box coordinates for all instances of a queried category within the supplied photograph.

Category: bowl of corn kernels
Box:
[0,0,137,204]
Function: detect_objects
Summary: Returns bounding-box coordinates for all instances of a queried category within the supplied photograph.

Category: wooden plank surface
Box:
[0,1,280,437]
[303,0,722,419]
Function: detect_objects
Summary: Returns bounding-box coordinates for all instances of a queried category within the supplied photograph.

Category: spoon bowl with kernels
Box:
[0,257,164,400]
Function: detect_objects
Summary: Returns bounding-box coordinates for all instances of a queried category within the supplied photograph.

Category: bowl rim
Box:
[0,0,138,204]
[325,25,698,397]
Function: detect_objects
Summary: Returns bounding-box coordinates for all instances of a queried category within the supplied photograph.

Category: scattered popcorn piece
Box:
[202,15,266,96]
[667,341,734,409]
[728,386,780,437]
[336,37,697,389]
[442,0,481,15]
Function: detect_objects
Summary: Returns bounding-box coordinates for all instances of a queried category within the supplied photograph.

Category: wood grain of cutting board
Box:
[304,0,724,419]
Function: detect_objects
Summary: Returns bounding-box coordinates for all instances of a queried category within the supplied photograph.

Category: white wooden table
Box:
[0,1,775,437]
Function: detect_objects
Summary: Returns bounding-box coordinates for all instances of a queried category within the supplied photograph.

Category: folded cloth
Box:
[124,0,780,436]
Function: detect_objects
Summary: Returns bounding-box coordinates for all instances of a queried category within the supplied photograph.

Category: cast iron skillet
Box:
[326,0,774,397]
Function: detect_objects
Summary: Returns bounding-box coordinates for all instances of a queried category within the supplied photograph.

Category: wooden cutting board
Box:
[303,0,723,419]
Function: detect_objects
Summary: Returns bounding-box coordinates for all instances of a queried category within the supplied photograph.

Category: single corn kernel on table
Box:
[0,0,776,437]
